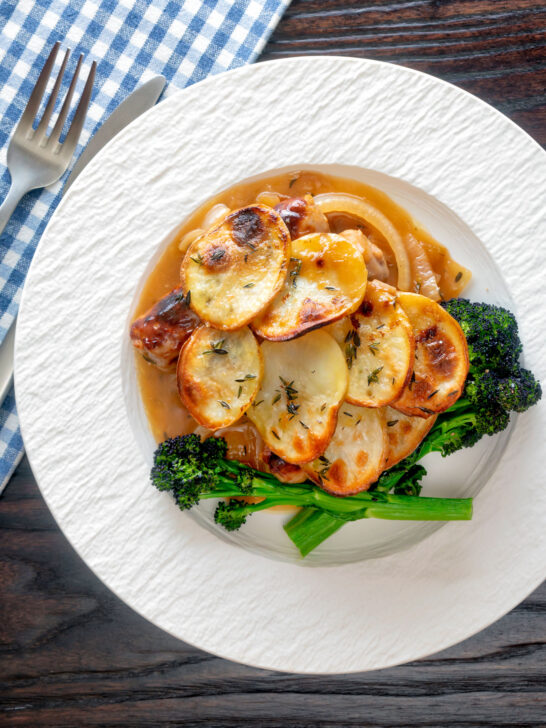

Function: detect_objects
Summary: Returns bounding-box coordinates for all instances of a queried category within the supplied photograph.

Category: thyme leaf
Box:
[367,366,383,385]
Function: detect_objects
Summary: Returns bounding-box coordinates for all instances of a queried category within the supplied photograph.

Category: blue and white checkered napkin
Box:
[0,0,290,491]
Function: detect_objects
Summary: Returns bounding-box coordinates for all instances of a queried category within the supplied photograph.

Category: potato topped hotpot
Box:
[131,170,471,496]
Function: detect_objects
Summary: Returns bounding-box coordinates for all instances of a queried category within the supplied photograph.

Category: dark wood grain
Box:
[1,2,545,726]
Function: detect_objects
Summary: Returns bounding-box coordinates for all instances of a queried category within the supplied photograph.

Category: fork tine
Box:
[60,60,96,155]
[35,48,70,140]
[17,42,60,133]
[50,54,83,143]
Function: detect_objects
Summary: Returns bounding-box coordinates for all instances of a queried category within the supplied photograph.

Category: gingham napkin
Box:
[0,0,290,492]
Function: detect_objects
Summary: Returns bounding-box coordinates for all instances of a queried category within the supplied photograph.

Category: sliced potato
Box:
[180,205,290,330]
[383,406,437,469]
[247,330,348,464]
[303,403,387,495]
[252,232,367,341]
[177,326,262,430]
[393,292,469,417]
[327,280,414,407]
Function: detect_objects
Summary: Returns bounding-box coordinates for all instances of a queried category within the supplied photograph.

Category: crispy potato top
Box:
[252,232,367,341]
[393,292,469,417]
[383,406,437,469]
[303,403,387,495]
[247,330,348,464]
[180,205,290,330]
[328,280,414,408]
[178,326,263,430]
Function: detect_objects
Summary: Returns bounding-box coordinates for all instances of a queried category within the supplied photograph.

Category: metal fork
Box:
[0,43,96,407]
[0,42,96,237]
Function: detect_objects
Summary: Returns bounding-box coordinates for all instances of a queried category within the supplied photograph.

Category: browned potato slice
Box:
[328,280,414,407]
[303,403,387,495]
[393,292,469,417]
[252,232,367,341]
[178,326,262,430]
[383,406,437,469]
[247,330,348,464]
[180,205,290,330]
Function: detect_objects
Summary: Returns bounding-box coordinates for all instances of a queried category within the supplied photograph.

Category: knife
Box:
[64,76,166,193]
[0,76,166,418]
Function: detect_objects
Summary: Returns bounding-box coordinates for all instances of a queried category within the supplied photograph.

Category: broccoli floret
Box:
[497,368,543,413]
[214,500,249,531]
[431,299,542,454]
[151,434,227,509]
[442,298,522,374]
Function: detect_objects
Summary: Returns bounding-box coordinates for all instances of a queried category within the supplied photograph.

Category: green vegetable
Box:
[151,434,472,533]
[150,300,540,558]
[286,299,541,555]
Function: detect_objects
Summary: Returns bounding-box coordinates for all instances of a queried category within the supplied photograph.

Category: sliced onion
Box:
[314,193,412,291]
[256,190,282,207]
[178,227,204,253]
[405,232,440,301]
[202,203,230,230]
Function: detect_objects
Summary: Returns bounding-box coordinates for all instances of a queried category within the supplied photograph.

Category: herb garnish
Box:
[455,271,463,283]
[387,420,399,427]
[287,402,300,417]
[344,329,360,369]
[218,400,231,409]
[419,406,435,415]
[234,374,256,382]
[203,339,228,355]
[368,342,379,356]
[367,366,383,385]
[243,282,254,288]
[427,389,439,399]
[178,290,191,306]
[289,257,302,287]
[190,254,203,265]
[299,420,309,430]
[210,249,225,262]
[280,377,298,401]
[317,455,331,480]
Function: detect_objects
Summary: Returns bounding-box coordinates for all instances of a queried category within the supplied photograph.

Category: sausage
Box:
[130,287,200,369]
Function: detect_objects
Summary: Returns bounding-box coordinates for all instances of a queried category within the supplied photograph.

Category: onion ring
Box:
[314,192,412,291]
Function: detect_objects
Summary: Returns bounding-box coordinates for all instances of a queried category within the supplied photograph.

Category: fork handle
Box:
[0,177,31,239]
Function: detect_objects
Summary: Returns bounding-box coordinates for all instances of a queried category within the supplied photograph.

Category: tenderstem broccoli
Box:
[286,299,542,556]
[151,433,472,532]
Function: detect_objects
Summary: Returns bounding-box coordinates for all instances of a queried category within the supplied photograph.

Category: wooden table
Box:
[1,2,545,725]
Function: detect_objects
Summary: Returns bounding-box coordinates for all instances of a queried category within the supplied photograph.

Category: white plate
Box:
[15,57,546,673]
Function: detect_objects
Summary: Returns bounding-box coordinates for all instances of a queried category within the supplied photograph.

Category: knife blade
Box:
[0,75,166,447]
[64,75,166,193]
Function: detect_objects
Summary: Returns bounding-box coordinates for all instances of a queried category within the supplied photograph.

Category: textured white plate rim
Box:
[15,56,546,674]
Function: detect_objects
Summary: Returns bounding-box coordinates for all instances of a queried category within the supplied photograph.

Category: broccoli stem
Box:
[201,474,472,519]
[283,495,472,557]
[284,508,344,557]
